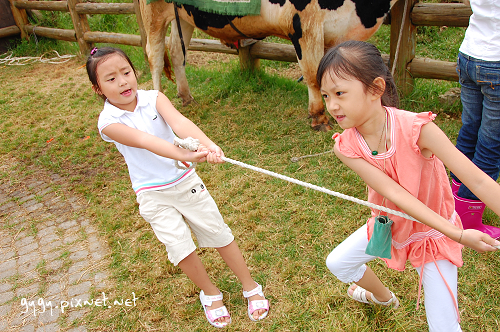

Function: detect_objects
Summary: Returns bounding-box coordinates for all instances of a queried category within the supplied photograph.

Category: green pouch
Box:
[365,215,393,259]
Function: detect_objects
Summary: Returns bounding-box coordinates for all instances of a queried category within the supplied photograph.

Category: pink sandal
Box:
[243,283,269,321]
[199,290,231,328]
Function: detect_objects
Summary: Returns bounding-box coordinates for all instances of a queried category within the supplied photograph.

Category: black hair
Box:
[86,47,137,100]
[316,40,399,108]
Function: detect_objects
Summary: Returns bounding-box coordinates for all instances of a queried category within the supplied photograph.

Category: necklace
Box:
[365,109,387,156]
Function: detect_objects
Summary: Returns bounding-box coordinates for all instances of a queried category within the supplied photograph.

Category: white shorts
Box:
[136,172,234,266]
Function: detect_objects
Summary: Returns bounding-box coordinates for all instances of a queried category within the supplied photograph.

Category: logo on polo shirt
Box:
[153,115,158,120]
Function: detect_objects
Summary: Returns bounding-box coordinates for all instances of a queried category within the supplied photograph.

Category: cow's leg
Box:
[290,14,332,131]
[141,2,171,92]
[169,19,195,105]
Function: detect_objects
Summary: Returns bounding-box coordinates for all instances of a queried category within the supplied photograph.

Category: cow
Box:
[139,0,396,131]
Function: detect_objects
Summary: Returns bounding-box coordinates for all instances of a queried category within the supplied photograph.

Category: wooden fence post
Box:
[8,0,28,39]
[390,0,418,96]
[67,0,92,55]
[238,40,260,71]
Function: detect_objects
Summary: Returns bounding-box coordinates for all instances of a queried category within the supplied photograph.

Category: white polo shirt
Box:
[459,0,500,61]
[97,90,194,195]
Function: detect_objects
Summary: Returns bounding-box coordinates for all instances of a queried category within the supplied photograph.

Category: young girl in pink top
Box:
[320,41,500,331]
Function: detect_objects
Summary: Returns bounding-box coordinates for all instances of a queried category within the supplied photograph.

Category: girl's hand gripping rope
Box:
[460,229,500,252]
[173,137,224,169]
[173,137,207,169]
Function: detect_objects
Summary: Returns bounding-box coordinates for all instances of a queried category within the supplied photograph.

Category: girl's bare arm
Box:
[101,123,208,163]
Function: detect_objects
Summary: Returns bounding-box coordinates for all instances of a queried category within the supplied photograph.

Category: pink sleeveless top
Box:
[334,108,463,271]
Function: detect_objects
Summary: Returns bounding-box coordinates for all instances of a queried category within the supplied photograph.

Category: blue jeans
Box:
[451,52,500,200]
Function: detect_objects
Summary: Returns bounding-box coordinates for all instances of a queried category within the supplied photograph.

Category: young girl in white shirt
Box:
[87,47,269,328]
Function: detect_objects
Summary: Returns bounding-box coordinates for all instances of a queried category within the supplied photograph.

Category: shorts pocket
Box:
[137,191,160,221]
[184,180,210,203]
[477,65,500,102]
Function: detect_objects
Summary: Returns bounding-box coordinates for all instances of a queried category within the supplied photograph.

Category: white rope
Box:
[221,156,418,222]
[173,137,198,169]
[0,51,75,66]
[174,137,418,222]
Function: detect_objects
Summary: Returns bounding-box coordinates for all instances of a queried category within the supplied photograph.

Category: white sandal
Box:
[347,284,399,309]
[199,290,231,328]
[242,283,269,322]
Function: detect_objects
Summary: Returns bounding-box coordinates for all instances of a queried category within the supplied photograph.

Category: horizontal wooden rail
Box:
[83,31,141,46]
[13,1,135,14]
[190,39,458,82]
[188,38,238,55]
[24,24,76,41]
[408,57,457,81]
[0,25,21,38]
[14,0,68,11]
[411,3,472,27]
[75,3,134,15]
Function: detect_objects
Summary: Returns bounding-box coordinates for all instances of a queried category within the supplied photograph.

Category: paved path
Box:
[0,159,111,332]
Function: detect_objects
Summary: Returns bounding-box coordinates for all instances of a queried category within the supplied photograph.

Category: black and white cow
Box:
[140,0,396,131]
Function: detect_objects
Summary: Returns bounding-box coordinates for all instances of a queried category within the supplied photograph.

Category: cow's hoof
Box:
[178,94,195,106]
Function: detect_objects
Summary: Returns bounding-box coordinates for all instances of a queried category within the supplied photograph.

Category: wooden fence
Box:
[3,0,472,95]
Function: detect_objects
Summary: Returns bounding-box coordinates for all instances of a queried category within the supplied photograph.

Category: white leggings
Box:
[326,224,461,332]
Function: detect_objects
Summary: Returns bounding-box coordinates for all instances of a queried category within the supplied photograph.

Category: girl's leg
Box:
[216,240,267,319]
[416,260,461,332]
[326,224,392,302]
[177,251,230,324]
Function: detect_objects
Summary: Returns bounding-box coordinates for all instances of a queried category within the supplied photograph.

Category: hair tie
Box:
[90,47,98,56]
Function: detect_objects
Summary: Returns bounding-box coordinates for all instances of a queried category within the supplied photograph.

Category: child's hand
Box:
[460,229,500,252]
[191,150,209,163]
[196,144,208,153]
[205,144,225,164]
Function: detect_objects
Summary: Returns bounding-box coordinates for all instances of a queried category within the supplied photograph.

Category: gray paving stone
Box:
[45,283,62,297]
[0,250,15,261]
[14,235,35,247]
[37,226,57,239]
[0,267,18,280]
[18,260,39,273]
[0,260,17,279]
[39,234,60,247]
[63,234,79,245]
[18,242,39,256]
[0,283,13,292]
[26,202,44,212]
[0,291,14,305]
[0,201,16,211]
[20,325,35,332]
[39,241,63,254]
[19,195,36,203]
[67,308,88,324]
[60,220,78,230]
[38,308,60,324]
[18,252,41,266]
[35,323,59,332]
[16,283,40,298]
[0,303,12,316]
[19,324,35,332]
[67,282,92,298]
[46,260,62,271]
[69,251,89,261]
